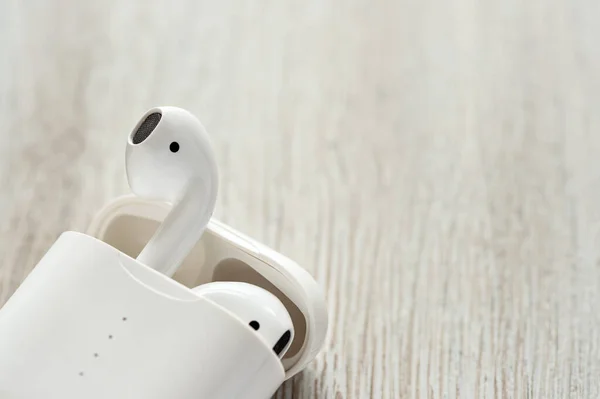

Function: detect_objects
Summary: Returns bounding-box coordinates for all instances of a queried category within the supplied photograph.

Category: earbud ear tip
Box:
[193,282,294,358]
[127,107,219,276]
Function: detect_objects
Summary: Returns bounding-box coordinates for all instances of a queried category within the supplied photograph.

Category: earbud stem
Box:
[137,181,210,276]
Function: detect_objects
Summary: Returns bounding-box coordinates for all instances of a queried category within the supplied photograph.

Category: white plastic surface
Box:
[87,195,329,378]
[126,106,219,276]
[0,232,284,399]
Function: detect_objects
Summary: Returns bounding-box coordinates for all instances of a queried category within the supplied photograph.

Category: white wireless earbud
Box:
[126,107,218,276]
[193,282,294,358]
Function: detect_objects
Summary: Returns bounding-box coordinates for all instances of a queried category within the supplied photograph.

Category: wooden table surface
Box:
[1,0,600,398]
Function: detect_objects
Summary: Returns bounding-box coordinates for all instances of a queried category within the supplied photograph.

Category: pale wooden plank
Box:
[1,0,600,398]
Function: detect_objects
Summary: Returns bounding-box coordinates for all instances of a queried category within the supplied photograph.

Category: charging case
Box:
[0,195,328,399]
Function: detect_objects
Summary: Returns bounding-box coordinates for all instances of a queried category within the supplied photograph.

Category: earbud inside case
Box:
[0,195,328,399]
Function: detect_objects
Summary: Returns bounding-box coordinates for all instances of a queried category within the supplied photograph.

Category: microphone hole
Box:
[249,320,260,330]
[273,330,292,356]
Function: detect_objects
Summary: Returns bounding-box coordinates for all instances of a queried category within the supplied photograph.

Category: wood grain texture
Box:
[1,0,600,397]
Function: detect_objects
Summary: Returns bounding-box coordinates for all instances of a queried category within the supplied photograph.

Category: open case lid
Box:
[87,195,328,379]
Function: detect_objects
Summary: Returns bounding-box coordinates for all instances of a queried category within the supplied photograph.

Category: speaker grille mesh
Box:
[132,112,161,144]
